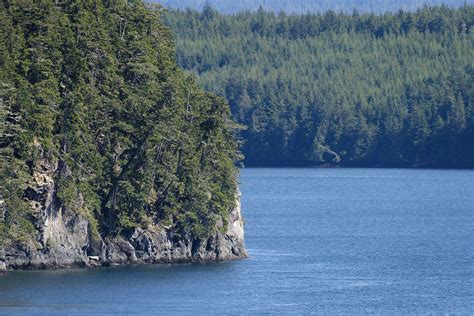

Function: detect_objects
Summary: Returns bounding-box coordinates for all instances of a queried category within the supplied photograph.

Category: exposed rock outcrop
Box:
[2,160,246,271]
[3,199,246,270]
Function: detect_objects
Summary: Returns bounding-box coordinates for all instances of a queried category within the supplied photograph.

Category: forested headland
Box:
[0,0,243,264]
[164,5,474,168]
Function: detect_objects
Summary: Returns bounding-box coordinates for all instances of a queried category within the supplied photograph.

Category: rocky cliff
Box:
[0,0,246,271]
[1,203,246,270]
[0,158,246,270]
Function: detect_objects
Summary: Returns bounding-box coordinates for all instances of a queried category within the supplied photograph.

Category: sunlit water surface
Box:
[1,168,473,314]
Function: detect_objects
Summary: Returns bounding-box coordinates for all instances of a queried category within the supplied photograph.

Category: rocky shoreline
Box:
[1,151,247,272]
[1,190,246,271]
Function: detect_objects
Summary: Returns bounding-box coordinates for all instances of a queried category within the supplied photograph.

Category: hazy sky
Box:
[157,0,473,14]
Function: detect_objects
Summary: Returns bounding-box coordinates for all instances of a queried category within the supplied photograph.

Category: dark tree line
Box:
[158,0,473,14]
[164,5,474,167]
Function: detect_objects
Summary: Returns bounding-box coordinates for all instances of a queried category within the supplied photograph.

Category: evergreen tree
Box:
[0,0,240,246]
[164,5,474,168]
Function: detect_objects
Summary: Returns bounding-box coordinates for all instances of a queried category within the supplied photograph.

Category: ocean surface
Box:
[1,168,473,315]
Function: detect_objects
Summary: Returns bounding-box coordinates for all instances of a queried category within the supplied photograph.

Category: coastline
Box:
[1,199,247,272]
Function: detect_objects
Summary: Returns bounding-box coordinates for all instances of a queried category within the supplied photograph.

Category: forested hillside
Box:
[0,0,240,257]
[158,0,473,14]
[165,5,474,167]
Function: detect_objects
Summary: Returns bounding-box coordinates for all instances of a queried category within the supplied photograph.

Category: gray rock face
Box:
[106,199,247,266]
[2,161,247,271]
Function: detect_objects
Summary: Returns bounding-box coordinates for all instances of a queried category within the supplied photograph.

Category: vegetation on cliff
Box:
[164,5,474,167]
[0,0,240,250]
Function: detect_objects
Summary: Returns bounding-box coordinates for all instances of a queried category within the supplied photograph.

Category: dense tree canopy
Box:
[165,5,474,167]
[158,0,473,14]
[0,0,239,246]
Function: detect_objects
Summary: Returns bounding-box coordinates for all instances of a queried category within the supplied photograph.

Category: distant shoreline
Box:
[239,163,474,170]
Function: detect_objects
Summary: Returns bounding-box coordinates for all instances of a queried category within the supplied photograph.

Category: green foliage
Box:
[165,5,474,168]
[158,0,472,14]
[0,0,240,245]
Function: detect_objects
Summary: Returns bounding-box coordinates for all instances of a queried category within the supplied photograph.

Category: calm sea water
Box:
[1,168,473,315]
